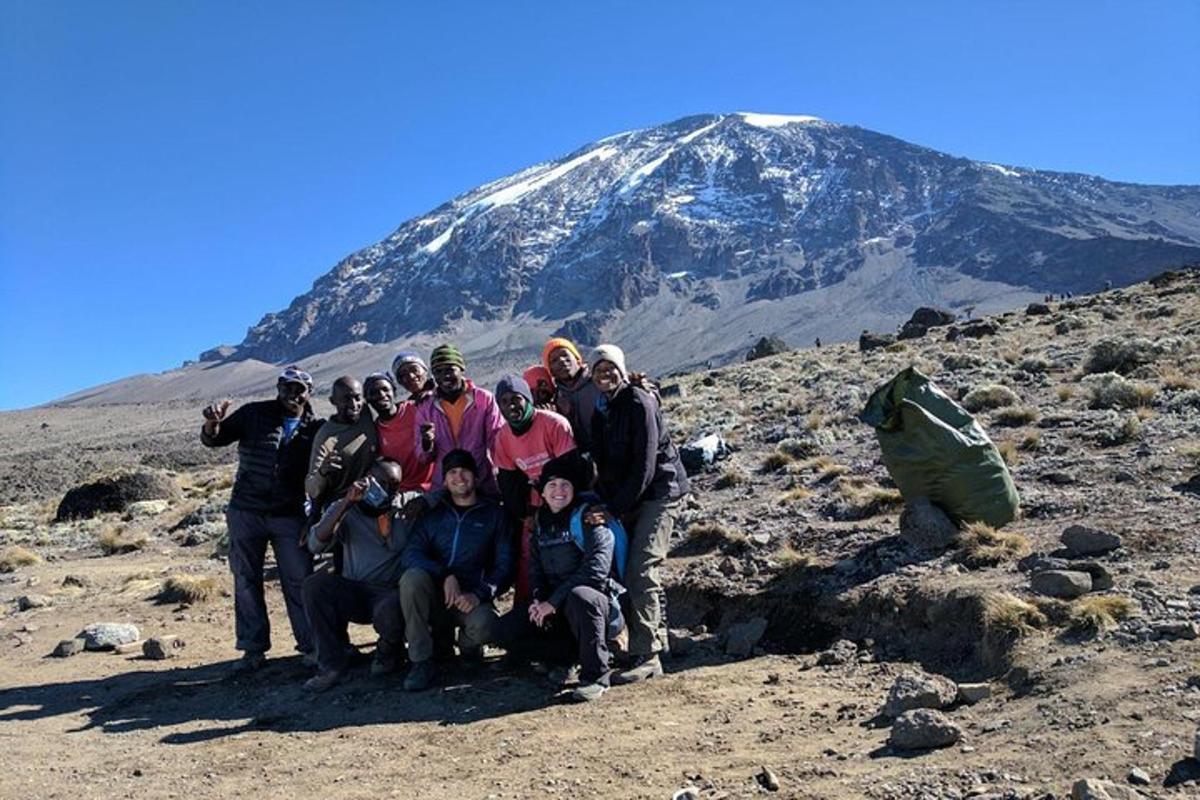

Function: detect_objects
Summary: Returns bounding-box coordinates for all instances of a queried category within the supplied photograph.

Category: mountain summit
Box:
[227,112,1200,368]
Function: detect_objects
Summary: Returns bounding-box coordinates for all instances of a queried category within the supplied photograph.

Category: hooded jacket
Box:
[554,369,602,454]
[530,500,616,610]
[402,492,513,603]
[590,384,690,515]
[201,400,323,516]
[414,380,504,494]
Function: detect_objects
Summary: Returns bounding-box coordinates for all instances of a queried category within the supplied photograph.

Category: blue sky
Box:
[1,1,1197,409]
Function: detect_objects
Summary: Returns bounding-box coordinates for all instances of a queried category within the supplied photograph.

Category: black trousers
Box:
[302,571,403,672]
[499,585,611,685]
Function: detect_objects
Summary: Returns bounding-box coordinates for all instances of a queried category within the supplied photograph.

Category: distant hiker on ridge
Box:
[200,366,322,674]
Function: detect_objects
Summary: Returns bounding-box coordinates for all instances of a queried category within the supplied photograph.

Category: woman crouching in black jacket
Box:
[500,451,623,702]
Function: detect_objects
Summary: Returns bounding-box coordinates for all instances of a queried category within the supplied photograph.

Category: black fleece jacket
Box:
[590,384,689,515]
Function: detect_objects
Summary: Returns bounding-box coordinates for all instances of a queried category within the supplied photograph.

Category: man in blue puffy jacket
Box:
[399,449,513,691]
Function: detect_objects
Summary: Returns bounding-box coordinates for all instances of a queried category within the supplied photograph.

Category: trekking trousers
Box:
[226,509,314,655]
[302,571,403,672]
[623,496,678,656]
[399,567,499,663]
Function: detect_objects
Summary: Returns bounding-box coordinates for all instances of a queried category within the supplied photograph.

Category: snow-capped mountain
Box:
[225,112,1200,366]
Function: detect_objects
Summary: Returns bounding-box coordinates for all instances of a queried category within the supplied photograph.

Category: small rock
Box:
[899,498,959,551]
[1127,768,1150,786]
[61,574,89,588]
[1018,553,1071,573]
[1194,726,1199,762]
[80,622,141,651]
[1030,569,1093,599]
[143,636,184,660]
[1073,561,1115,591]
[668,629,698,657]
[125,499,170,518]
[659,383,685,399]
[114,641,143,655]
[889,709,962,750]
[17,594,51,611]
[756,766,780,792]
[749,532,772,547]
[1071,778,1141,799]
[884,670,959,717]
[51,638,86,658]
[672,788,700,800]
[724,617,768,657]
[1061,525,1122,556]
[817,639,858,666]
[1152,620,1199,640]
[957,683,992,705]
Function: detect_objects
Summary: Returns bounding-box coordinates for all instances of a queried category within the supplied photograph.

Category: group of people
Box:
[200,337,690,702]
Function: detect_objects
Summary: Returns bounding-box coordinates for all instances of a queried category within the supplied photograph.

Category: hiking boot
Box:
[404,661,437,692]
[229,651,266,675]
[300,651,319,668]
[303,669,341,693]
[548,663,581,687]
[611,654,662,685]
[570,681,608,703]
[371,646,399,676]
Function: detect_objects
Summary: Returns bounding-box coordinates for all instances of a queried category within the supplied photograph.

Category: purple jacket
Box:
[414,381,504,494]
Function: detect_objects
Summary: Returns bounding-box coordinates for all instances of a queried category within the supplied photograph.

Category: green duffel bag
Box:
[859,366,1019,527]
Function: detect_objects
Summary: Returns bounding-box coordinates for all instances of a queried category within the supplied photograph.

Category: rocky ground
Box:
[2,269,1200,799]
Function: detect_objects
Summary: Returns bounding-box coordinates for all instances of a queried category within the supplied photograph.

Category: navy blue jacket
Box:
[402,493,513,603]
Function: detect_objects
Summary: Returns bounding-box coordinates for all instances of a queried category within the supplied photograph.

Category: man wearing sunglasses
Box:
[302,459,412,692]
[201,366,323,674]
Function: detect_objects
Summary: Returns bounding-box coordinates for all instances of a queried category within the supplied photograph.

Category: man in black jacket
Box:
[201,366,323,673]
[399,449,513,691]
[589,345,689,685]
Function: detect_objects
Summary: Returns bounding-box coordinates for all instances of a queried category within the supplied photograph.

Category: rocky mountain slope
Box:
[1,269,1199,797]
[228,112,1200,368]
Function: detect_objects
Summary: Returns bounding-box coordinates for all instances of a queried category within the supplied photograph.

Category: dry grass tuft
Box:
[835,478,904,517]
[981,592,1047,639]
[1066,595,1136,634]
[677,522,747,555]
[954,522,1030,568]
[97,524,148,555]
[0,545,41,573]
[158,573,218,604]
[777,485,813,505]
[714,466,748,490]
[1085,373,1156,410]
[1056,385,1076,402]
[995,440,1020,467]
[760,451,794,473]
[1159,366,1197,391]
[993,406,1039,427]
[963,384,1020,412]
[815,463,851,483]
[1018,431,1042,451]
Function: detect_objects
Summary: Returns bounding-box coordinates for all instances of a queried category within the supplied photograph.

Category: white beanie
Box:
[591,344,628,379]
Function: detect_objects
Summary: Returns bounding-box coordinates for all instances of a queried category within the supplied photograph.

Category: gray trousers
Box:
[399,568,499,663]
[623,496,678,656]
[226,508,314,654]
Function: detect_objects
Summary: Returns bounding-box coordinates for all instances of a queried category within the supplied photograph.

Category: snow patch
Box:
[738,112,823,128]
[984,163,1022,178]
[666,271,690,279]
[617,120,721,197]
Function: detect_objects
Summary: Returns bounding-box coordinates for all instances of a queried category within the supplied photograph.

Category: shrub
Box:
[954,522,1030,568]
[761,451,794,473]
[715,467,748,490]
[1018,356,1051,374]
[157,574,218,604]
[97,525,147,555]
[962,384,1020,412]
[777,437,819,459]
[943,353,985,372]
[993,406,1039,427]
[1067,595,1136,634]
[0,545,41,573]
[1082,337,1157,375]
[1085,373,1155,410]
[1096,412,1142,447]
[1056,385,1076,402]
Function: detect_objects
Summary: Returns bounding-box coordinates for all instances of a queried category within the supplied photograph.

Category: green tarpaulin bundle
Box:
[859,367,1019,527]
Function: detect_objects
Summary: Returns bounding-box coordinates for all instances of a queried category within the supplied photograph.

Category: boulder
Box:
[679,433,728,475]
[859,331,896,352]
[899,498,959,552]
[80,622,141,651]
[1030,570,1093,599]
[957,683,992,705]
[883,670,959,717]
[1061,525,1122,556]
[1070,778,1142,800]
[17,594,51,611]
[125,499,170,518]
[56,471,179,521]
[51,638,86,658]
[143,636,185,660]
[746,336,790,362]
[908,307,957,328]
[1152,621,1199,640]
[724,617,769,657]
[817,639,858,666]
[888,709,962,750]
[1026,303,1052,316]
